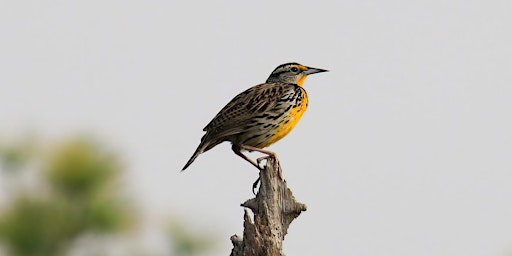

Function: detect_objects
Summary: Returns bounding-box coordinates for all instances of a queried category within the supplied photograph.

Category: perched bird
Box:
[182,62,327,171]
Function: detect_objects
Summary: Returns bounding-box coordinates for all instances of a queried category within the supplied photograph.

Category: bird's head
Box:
[266,62,328,86]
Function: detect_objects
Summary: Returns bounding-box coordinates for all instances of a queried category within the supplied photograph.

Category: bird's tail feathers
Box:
[182,133,224,171]
[181,144,205,171]
[182,134,219,171]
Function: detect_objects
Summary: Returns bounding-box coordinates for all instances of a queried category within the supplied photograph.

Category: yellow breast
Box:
[261,93,308,147]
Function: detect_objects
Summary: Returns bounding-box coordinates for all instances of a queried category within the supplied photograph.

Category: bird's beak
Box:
[304,67,329,75]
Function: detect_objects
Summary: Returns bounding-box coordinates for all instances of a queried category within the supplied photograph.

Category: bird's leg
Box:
[232,144,264,170]
[232,145,265,194]
[240,144,283,180]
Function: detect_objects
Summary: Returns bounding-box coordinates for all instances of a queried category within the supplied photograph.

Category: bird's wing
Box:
[203,82,293,137]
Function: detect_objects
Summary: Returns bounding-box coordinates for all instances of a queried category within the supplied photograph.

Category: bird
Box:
[182,62,328,172]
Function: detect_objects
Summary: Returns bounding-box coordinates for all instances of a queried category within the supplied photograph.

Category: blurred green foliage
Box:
[0,139,133,256]
[0,138,34,172]
[0,197,74,256]
[0,147,26,171]
[0,137,217,256]
[168,221,217,256]
[46,140,118,198]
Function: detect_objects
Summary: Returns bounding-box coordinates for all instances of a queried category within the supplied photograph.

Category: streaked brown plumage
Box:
[182,62,327,171]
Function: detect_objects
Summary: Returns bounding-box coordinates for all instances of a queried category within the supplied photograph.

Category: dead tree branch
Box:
[230,158,307,256]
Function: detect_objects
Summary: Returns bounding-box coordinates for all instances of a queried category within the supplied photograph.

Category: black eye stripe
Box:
[272,70,287,76]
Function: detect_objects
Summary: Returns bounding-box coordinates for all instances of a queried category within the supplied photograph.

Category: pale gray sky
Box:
[1,0,511,255]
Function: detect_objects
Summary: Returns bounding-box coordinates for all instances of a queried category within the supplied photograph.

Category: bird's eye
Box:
[291,67,299,72]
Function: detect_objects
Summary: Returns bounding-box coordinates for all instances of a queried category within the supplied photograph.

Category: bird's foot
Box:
[256,155,283,180]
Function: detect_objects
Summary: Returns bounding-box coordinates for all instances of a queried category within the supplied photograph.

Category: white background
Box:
[1,1,511,255]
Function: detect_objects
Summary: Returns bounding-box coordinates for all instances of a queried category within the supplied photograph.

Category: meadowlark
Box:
[182,62,327,172]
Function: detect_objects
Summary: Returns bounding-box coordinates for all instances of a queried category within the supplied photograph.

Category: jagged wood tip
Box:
[230,158,307,256]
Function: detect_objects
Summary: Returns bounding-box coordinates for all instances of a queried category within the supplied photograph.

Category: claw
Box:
[256,156,268,167]
[256,154,283,180]
[252,177,260,195]
[233,144,284,192]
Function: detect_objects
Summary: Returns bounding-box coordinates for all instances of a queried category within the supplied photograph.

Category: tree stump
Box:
[229,158,307,256]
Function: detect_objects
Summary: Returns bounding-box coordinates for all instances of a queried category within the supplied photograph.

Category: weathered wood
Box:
[230,158,307,256]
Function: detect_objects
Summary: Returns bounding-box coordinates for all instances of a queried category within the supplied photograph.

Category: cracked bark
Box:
[229,158,307,256]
